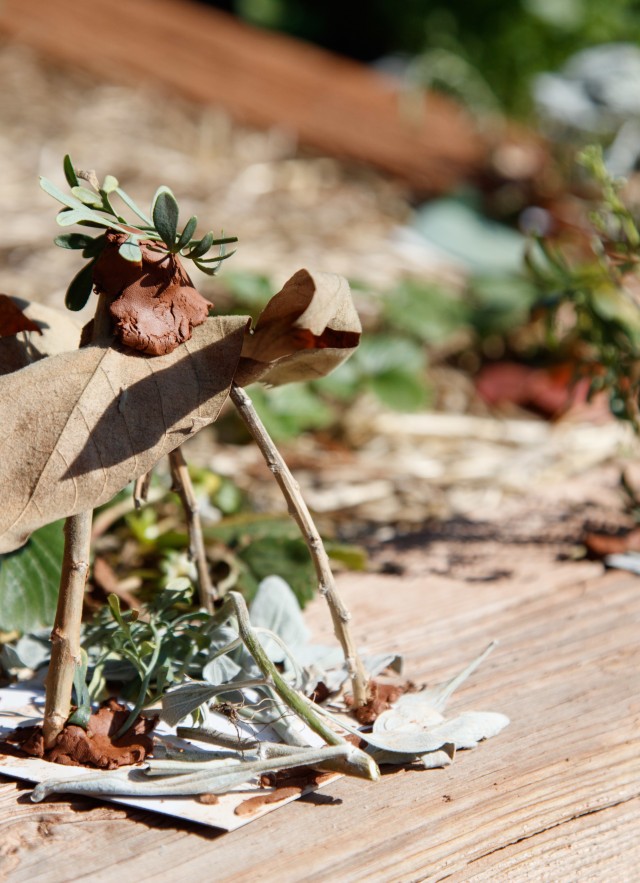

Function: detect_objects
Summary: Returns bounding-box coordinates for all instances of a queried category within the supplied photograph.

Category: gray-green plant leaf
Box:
[118,238,142,264]
[176,215,198,252]
[71,185,103,208]
[63,155,79,188]
[249,576,310,662]
[152,187,179,250]
[64,260,96,311]
[0,520,64,632]
[102,175,119,194]
[54,233,95,250]
[114,187,152,226]
[187,231,214,259]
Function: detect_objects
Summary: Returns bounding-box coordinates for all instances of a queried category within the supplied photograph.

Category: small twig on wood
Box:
[229,384,370,708]
[43,510,92,748]
[169,447,216,612]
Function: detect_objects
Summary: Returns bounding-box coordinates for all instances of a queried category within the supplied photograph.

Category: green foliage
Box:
[42,155,238,309]
[228,0,640,116]
[0,521,64,632]
[528,145,640,426]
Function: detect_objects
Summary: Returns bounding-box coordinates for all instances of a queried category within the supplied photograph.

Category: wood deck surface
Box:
[1,542,638,881]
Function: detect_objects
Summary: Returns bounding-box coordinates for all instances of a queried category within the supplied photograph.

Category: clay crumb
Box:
[197,793,220,805]
[6,698,157,769]
[345,679,410,725]
[234,786,303,816]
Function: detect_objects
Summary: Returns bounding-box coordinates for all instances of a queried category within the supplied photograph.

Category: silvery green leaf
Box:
[118,238,142,264]
[40,176,86,211]
[373,698,445,737]
[102,175,119,194]
[423,711,510,749]
[71,185,103,207]
[54,232,95,250]
[115,187,152,225]
[371,743,455,768]
[0,631,50,672]
[161,681,231,727]
[250,576,310,660]
[186,230,214,259]
[202,654,242,685]
[176,215,198,251]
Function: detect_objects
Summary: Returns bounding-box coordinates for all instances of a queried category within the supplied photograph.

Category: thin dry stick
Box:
[43,510,92,748]
[229,384,370,707]
[169,447,216,612]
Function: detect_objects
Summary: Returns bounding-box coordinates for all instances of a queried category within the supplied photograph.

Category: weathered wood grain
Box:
[0,0,485,194]
[1,552,638,881]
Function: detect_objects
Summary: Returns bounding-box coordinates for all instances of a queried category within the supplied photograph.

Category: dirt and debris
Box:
[346,679,410,725]
[4,699,157,769]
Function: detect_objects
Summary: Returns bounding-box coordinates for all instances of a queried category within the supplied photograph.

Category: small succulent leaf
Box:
[40,176,86,211]
[102,175,119,194]
[193,249,237,265]
[186,231,214,259]
[115,187,153,225]
[118,238,143,264]
[152,187,179,249]
[64,260,96,311]
[176,215,198,252]
[63,155,79,188]
[71,185,103,208]
[54,232,95,251]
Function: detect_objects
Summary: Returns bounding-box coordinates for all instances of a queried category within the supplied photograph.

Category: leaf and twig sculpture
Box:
[0,157,369,749]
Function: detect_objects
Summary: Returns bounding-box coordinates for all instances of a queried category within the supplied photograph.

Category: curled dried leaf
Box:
[94,231,214,356]
[0,297,81,377]
[0,294,43,339]
[235,269,361,386]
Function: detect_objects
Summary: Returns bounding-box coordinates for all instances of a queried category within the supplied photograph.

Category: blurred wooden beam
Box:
[0,0,486,194]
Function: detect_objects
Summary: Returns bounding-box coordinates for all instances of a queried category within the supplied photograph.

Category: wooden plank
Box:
[1,553,638,880]
[0,0,485,194]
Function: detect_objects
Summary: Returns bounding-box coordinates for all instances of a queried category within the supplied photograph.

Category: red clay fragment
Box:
[6,699,157,770]
[234,786,303,816]
[93,231,212,356]
[584,526,640,558]
[346,680,407,725]
[0,294,42,338]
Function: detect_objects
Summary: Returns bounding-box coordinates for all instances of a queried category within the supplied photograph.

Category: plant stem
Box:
[230,382,369,707]
[223,592,378,780]
[43,293,112,748]
[43,511,93,748]
[169,447,216,612]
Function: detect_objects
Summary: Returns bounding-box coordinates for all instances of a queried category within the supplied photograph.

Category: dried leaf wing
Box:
[0,297,82,377]
[0,316,247,552]
[235,269,361,386]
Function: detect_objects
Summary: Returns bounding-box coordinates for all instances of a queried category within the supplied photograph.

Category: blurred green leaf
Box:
[71,185,103,208]
[0,521,64,632]
[186,231,214,259]
[54,232,96,250]
[102,175,119,194]
[119,237,143,264]
[176,215,198,252]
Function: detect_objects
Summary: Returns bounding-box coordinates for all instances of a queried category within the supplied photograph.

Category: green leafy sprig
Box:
[41,155,237,310]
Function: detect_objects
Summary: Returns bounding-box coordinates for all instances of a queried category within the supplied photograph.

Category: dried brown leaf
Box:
[0,297,81,377]
[0,316,247,553]
[0,294,42,338]
[94,232,213,356]
[235,269,361,386]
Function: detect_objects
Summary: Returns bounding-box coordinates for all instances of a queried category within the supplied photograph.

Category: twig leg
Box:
[229,384,370,707]
[169,447,216,612]
[43,511,92,748]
